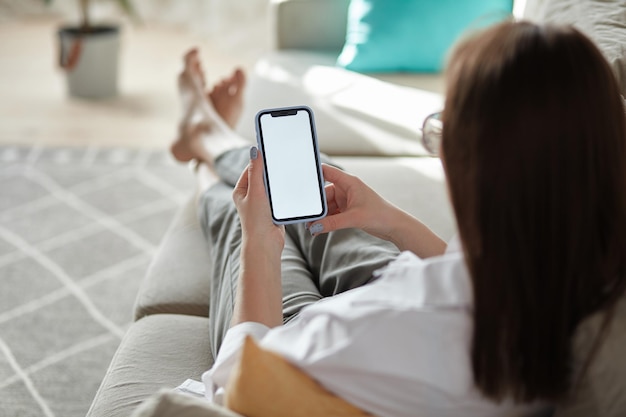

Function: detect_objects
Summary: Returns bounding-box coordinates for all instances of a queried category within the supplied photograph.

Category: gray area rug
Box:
[0,145,194,417]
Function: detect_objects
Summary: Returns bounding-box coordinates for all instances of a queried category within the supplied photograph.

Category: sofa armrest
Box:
[270,0,350,52]
[87,315,214,417]
[133,195,211,319]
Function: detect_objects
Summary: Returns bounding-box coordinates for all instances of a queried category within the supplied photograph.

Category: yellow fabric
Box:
[224,336,370,417]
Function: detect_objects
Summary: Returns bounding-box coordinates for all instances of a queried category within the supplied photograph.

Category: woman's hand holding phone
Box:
[308,164,398,241]
[233,147,285,253]
[231,146,285,328]
[309,164,447,258]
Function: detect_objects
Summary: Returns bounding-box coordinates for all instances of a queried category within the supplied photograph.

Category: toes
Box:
[211,69,246,97]
[180,47,206,89]
[209,80,227,99]
[233,68,246,88]
[193,58,206,87]
[178,49,197,85]
[182,48,198,72]
[229,68,246,97]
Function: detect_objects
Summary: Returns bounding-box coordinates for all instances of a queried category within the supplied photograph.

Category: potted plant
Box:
[44,0,138,99]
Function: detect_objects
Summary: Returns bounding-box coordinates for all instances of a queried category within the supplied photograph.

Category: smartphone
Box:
[255,106,327,225]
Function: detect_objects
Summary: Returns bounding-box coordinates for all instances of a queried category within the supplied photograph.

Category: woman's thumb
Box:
[248,146,266,193]
[309,212,350,236]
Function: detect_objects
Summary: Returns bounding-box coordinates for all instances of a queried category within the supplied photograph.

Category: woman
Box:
[171,21,626,416]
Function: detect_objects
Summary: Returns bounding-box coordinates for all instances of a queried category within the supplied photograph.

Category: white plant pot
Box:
[58,25,120,99]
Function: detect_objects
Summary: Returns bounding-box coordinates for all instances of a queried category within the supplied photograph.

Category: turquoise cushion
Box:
[337,0,514,73]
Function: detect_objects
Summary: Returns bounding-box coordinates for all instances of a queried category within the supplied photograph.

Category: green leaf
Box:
[116,0,139,19]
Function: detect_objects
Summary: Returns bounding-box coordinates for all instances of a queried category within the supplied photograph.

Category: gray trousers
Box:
[198,148,400,358]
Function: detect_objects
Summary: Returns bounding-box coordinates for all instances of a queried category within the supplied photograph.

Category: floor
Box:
[0,143,194,417]
[0,16,265,149]
[0,16,262,417]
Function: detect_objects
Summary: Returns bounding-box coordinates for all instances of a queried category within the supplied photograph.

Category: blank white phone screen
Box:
[259,110,323,221]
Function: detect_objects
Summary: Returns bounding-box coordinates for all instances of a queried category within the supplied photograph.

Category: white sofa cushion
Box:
[236,51,444,157]
[524,0,626,96]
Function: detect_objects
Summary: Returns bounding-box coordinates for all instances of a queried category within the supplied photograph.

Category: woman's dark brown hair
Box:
[442,21,626,402]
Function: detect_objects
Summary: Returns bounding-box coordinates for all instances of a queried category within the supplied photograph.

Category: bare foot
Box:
[171,122,212,164]
[171,49,247,163]
[177,48,206,114]
[208,67,245,129]
[171,116,202,164]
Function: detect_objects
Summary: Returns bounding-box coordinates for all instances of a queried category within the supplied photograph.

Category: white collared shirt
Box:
[202,238,550,417]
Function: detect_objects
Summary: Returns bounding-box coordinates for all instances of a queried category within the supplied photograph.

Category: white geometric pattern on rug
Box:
[0,145,194,417]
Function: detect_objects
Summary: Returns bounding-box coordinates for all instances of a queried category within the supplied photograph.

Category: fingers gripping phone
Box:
[255,106,327,225]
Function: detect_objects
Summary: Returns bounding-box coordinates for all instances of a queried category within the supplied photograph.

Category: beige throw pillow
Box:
[225,336,370,417]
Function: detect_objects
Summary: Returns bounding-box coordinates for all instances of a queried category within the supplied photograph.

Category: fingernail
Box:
[250,146,258,160]
[309,223,323,235]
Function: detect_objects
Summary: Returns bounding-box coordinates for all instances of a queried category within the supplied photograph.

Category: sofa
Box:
[86,1,626,416]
